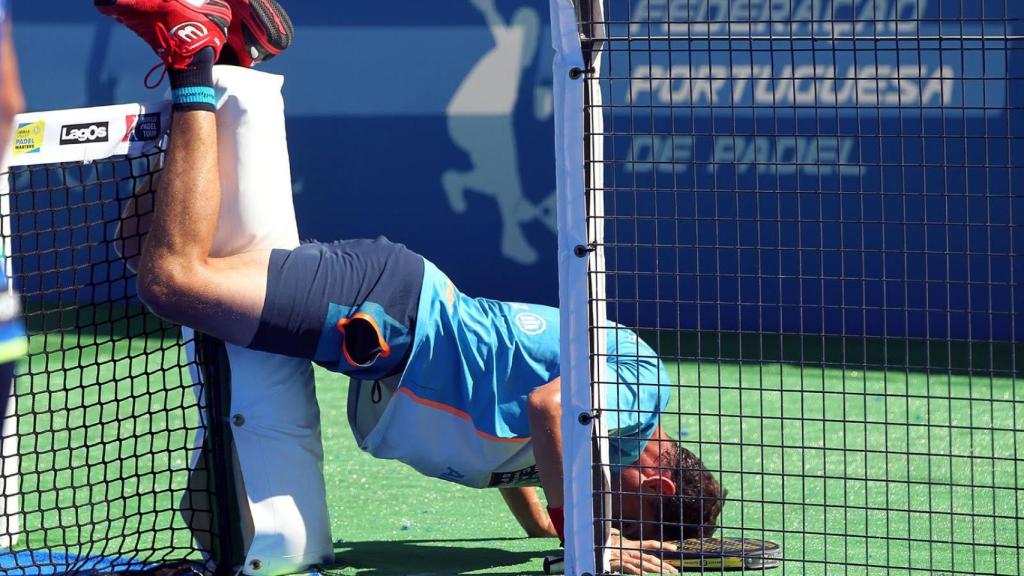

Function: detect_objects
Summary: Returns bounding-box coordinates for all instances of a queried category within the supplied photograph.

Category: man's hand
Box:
[608,528,679,575]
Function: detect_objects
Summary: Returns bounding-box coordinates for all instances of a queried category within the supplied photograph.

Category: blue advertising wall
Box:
[8,1,1021,342]
[599,0,1022,341]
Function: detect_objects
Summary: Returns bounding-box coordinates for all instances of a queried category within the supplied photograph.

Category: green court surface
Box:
[666,362,1023,576]
[11,332,1023,575]
[17,331,199,560]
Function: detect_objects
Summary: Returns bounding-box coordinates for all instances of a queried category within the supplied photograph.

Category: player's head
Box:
[612,439,723,541]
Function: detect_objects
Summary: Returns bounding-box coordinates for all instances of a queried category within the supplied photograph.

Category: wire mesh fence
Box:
[578,0,1022,574]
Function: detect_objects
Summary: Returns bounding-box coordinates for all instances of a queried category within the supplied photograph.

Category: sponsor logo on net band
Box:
[123,113,162,143]
[60,122,109,145]
[13,120,45,156]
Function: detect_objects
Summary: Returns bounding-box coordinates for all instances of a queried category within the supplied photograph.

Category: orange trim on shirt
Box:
[337,312,392,367]
[397,387,530,444]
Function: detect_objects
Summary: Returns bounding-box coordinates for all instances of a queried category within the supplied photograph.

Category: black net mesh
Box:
[0,144,228,575]
[578,0,1022,574]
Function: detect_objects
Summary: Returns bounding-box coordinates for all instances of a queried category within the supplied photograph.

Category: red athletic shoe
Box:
[222,0,293,67]
[95,0,232,70]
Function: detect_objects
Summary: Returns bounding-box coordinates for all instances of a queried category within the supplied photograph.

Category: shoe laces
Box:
[144,63,168,89]
[134,22,175,89]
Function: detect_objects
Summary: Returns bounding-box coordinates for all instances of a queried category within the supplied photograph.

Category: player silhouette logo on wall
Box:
[443,0,555,266]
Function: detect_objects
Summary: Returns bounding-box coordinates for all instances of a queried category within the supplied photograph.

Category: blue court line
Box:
[0,551,148,575]
[1,550,325,576]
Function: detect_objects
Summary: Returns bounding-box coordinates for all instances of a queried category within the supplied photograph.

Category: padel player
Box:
[0,0,28,427]
[96,1,723,573]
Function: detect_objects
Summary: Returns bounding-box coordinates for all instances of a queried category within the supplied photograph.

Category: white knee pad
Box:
[184,66,333,576]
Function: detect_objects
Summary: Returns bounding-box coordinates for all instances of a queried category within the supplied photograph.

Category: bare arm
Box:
[527,380,680,571]
[526,378,564,513]
[500,487,556,538]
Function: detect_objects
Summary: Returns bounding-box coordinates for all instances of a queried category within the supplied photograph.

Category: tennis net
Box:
[553,0,1022,574]
[0,104,237,575]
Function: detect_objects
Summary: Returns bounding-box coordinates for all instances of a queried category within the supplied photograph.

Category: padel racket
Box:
[650,537,782,571]
[543,538,780,573]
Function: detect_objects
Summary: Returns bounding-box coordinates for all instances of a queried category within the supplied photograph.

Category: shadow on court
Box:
[329,537,553,575]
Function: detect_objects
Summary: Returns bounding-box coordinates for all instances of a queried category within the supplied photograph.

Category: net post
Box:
[551,0,600,574]
[577,1,611,573]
